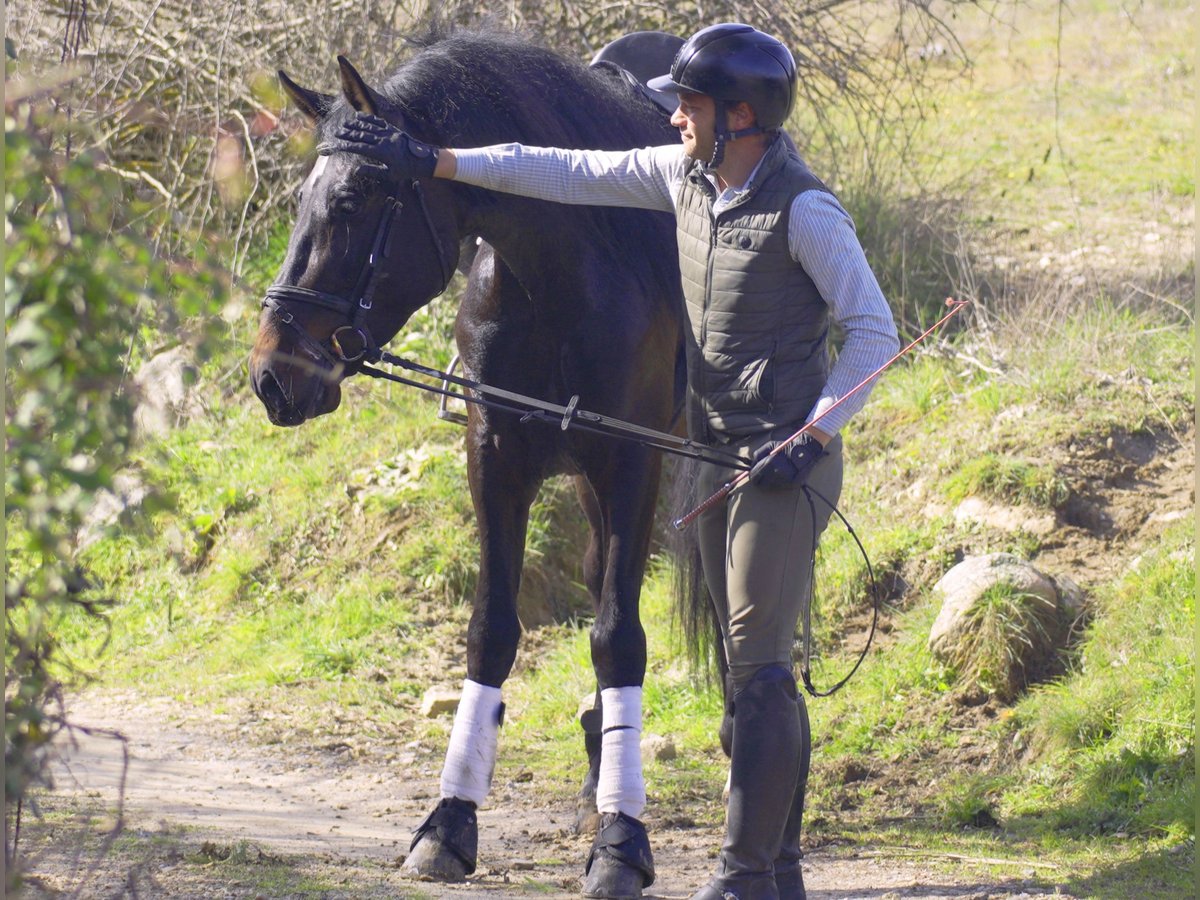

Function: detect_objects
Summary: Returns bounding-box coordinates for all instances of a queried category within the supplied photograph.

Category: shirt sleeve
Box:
[790,190,900,435]
[452,143,683,212]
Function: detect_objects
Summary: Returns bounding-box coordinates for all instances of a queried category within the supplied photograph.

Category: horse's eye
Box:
[333,195,362,217]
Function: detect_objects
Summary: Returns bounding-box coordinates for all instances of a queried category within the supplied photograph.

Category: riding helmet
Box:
[647,23,797,129]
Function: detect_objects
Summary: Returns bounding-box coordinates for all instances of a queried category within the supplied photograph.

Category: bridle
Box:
[261,178,454,372]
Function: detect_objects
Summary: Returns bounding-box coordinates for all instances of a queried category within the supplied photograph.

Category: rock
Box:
[419,688,460,718]
[77,472,150,549]
[952,496,1056,536]
[1050,573,1086,623]
[133,346,203,438]
[640,733,677,762]
[929,553,1082,700]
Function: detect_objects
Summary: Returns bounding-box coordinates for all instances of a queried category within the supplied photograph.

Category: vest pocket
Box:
[748,350,776,412]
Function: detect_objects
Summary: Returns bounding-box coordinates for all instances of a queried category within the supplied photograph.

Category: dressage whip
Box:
[672,298,970,530]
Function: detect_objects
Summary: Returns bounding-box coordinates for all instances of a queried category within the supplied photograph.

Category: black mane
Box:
[377,29,676,150]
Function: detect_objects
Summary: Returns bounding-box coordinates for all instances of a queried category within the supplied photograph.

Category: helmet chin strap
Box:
[704,100,767,171]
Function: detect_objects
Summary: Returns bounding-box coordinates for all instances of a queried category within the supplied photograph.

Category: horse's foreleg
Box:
[574,475,607,831]
[403,438,538,883]
[581,449,661,899]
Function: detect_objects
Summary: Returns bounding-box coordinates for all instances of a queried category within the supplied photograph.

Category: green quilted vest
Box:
[676,136,831,439]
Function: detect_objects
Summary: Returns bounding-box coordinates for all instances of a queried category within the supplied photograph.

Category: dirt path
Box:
[23,691,1074,899]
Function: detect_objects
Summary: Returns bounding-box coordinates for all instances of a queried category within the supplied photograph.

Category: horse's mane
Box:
[377,27,676,150]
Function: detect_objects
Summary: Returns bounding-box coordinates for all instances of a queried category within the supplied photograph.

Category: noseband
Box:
[261,179,454,370]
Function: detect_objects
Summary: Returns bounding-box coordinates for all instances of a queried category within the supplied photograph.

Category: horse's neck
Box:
[465,194,596,303]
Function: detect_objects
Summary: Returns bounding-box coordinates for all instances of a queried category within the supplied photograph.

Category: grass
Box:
[943,456,1069,509]
[800,523,1193,895]
[914,0,1193,235]
[940,583,1059,701]
[1005,524,1194,839]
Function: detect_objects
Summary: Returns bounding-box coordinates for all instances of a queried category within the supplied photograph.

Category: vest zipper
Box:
[695,174,719,426]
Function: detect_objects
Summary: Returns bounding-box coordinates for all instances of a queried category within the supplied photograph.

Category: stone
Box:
[952,496,1056,536]
[929,553,1082,700]
[77,472,149,549]
[640,733,677,762]
[419,688,460,718]
[133,346,204,438]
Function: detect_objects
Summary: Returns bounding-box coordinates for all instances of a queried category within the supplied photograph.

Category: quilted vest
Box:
[676,135,831,439]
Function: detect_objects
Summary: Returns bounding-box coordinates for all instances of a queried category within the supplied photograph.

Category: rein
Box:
[355,350,877,697]
[358,350,750,470]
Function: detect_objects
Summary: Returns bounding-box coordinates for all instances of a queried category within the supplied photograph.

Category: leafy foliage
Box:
[4,96,226,837]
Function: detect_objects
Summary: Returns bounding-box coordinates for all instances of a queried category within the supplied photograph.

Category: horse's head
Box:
[250,58,460,426]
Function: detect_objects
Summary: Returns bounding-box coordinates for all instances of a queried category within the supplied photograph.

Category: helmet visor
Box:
[646,73,688,95]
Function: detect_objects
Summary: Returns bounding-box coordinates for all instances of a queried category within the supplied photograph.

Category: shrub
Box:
[4,91,225,880]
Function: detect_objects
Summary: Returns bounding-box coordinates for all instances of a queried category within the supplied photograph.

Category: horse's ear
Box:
[278,70,334,122]
[336,56,388,116]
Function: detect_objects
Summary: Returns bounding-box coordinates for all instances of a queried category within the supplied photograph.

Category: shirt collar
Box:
[703,142,773,206]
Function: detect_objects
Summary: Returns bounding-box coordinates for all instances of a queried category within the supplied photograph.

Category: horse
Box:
[248,27,690,898]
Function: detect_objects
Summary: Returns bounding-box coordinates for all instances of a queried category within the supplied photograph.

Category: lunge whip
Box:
[672,297,970,530]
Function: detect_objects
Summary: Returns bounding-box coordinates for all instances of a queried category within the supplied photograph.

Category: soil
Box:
[22,690,1074,899]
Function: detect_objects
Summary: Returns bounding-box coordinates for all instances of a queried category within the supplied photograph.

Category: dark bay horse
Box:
[248,28,686,897]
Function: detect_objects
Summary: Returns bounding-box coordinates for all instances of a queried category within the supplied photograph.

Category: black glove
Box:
[749,433,826,489]
[321,113,440,180]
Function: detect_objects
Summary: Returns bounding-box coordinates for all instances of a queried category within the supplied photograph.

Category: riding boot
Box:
[690,665,801,900]
[772,693,811,900]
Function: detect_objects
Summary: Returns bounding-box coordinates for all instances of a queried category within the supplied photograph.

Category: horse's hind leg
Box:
[574,475,606,833]
[403,435,540,882]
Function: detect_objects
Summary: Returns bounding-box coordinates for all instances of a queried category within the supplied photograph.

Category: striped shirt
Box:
[453,142,900,436]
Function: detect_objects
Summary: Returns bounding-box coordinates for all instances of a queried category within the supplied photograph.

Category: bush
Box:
[4,91,226,880]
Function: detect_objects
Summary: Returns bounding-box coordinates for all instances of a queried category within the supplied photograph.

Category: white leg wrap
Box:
[439,679,503,807]
[596,686,645,818]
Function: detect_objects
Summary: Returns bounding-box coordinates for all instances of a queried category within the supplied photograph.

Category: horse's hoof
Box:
[581,811,654,899]
[401,797,478,881]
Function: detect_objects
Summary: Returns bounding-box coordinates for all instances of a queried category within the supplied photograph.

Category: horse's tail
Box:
[666,456,722,682]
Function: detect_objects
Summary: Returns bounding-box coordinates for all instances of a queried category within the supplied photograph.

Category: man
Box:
[326,23,899,900]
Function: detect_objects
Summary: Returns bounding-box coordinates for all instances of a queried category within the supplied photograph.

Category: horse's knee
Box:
[466,608,522,685]
[588,616,647,686]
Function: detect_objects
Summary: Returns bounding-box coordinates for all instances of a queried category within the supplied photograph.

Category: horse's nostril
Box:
[255,370,287,407]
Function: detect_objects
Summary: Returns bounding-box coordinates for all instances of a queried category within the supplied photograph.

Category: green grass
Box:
[914,0,1193,235]
[1004,524,1194,839]
[943,455,1069,509]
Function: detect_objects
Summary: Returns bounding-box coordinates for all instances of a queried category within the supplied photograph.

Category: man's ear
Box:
[728,101,757,131]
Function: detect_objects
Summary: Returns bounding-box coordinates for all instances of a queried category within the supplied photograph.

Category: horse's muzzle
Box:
[251,363,341,427]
